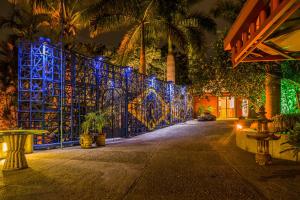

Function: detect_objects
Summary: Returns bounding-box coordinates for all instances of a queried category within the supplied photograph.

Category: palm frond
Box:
[185,27,205,54]
[0,17,19,29]
[90,14,135,37]
[83,0,141,19]
[117,25,141,65]
[152,19,188,52]
[183,12,216,33]
[210,0,243,23]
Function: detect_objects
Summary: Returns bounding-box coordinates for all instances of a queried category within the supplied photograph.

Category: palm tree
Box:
[153,0,216,82]
[0,1,51,90]
[0,1,50,40]
[85,0,160,74]
[32,0,87,48]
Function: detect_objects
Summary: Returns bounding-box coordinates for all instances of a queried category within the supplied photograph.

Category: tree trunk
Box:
[265,64,281,119]
[139,22,146,74]
[167,35,175,83]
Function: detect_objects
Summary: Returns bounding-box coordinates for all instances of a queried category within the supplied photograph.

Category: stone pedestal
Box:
[3,134,28,171]
[247,106,280,165]
[255,139,272,165]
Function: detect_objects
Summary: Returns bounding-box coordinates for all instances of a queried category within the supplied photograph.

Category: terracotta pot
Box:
[80,134,93,149]
[96,133,106,147]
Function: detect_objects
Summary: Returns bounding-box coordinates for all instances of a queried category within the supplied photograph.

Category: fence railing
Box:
[18,38,193,146]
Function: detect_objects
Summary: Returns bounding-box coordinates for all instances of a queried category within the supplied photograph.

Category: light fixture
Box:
[236,124,243,130]
[2,142,7,152]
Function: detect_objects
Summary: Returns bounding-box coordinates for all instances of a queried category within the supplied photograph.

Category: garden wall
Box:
[236,129,300,162]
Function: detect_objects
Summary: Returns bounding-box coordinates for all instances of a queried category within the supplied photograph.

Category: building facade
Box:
[193,93,249,119]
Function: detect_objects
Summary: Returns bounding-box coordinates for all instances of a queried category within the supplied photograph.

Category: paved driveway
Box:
[1,120,300,200]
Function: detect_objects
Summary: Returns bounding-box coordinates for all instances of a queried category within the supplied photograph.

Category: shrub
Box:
[271,113,300,132]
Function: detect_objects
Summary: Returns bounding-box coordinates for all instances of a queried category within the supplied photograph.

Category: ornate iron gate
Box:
[18,38,193,146]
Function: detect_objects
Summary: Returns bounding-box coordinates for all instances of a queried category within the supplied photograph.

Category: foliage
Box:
[280,61,300,114]
[281,79,300,114]
[126,46,166,80]
[281,61,300,83]
[280,122,300,161]
[272,113,300,132]
[198,105,214,116]
[84,0,155,68]
[189,33,265,110]
[210,0,245,23]
[85,0,216,75]
[0,1,51,40]
[32,0,88,47]
[81,111,107,135]
[174,51,191,85]
[156,0,216,54]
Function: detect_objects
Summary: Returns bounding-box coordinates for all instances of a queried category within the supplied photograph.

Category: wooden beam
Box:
[234,0,300,67]
[243,55,300,62]
[224,0,261,50]
[233,0,300,67]
[249,52,264,57]
[258,43,295,59]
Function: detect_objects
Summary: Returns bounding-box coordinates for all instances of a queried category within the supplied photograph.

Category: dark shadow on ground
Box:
[259,169,300,181]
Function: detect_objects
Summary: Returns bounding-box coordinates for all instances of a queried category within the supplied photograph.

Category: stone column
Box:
[265,64,281,119]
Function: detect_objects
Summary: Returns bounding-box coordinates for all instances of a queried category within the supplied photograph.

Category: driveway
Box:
[1,120,300,200]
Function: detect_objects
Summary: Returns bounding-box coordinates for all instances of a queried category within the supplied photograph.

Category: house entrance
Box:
[218,97,236,118]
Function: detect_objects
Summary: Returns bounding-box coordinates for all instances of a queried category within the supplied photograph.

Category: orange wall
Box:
[193,95,218,117]
[193,94,244,118]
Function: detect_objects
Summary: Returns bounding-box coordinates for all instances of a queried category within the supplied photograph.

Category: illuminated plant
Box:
[280,122,300,161]
[81,111,107,135]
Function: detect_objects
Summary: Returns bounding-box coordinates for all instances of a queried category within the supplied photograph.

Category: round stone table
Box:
[0,130,48,171]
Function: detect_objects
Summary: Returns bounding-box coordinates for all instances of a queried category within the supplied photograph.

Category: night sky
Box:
[0,0,228,48]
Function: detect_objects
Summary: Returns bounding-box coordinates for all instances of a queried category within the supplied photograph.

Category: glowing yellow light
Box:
[2,142,7,152]
[236,124,243,130]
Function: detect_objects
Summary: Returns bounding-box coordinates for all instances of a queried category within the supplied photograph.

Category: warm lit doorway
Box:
[218,97,236,119]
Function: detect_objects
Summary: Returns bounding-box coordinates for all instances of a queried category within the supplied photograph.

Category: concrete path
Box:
[1,120,300,200]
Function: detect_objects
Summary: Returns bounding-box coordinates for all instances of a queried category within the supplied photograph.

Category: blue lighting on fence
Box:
[93,56,104,69]
[18,38,193,147]
[108,79,115,89]
[181,86,186,95]
[148,75,156,88]
[124,66,133,78]
[39,37,51,44]
[168,81,174,100]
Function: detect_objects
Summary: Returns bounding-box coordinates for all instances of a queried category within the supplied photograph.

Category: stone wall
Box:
[236,128,300,162]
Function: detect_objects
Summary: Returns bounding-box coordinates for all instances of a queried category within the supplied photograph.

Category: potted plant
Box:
[80,112,96,149]
[94,111,107,147]
[80,111,107,148]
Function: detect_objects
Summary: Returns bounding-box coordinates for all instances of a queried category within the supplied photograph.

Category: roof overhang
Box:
[224,0,300,67]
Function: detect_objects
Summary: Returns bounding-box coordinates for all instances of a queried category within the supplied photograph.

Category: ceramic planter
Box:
[96,133,106,147]
[80,134,93,149]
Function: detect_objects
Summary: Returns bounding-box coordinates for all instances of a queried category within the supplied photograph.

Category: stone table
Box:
[0,129,48,171]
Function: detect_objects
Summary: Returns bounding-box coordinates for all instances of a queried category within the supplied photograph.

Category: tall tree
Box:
[32,0,87,48]
[0,0,51,127]
[153,0,216,83]
[0,1,51,91]
[85,0,156,74]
